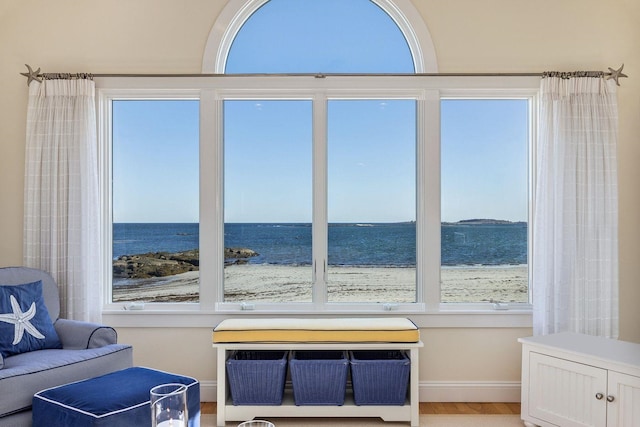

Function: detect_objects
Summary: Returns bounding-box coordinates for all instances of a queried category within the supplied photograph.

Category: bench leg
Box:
[410,347,420,426]
[217,347,226,427]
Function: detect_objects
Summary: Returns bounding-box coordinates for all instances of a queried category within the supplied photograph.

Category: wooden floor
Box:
[420,402,521,414]
[201,402,521,415]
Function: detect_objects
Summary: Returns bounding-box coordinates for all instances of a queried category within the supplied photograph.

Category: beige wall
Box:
[116,326,531,401]
[1,0,638,396]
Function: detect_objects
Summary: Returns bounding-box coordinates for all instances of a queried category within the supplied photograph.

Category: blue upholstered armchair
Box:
[0,267,133,426]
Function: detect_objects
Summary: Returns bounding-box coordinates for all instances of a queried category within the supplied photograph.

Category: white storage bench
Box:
[212,317,423,427]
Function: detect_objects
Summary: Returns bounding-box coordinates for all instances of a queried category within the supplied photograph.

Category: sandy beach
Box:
[112,264,528,304]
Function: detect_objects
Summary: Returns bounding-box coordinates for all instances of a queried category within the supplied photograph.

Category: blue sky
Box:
[225,0,414,73]
[223,98,416,223]
[441,99,528,223]
[112,100,199,223]
[112,0,528,224]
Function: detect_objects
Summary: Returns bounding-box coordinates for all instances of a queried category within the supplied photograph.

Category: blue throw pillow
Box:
[0,280,62,358]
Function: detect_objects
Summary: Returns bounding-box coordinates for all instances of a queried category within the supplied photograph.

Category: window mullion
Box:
[202,89,221,310]
[421,89,441,310]
[312,94,328,308]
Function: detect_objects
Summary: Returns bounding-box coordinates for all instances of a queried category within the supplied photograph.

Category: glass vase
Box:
[150,383,188,427]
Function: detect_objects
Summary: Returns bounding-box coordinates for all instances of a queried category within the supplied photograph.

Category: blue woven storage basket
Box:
[290,350,349,406]
[226,350,288,405]
[349,350,410,405]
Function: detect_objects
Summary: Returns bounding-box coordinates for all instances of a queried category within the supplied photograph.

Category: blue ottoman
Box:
[32,367,200,427]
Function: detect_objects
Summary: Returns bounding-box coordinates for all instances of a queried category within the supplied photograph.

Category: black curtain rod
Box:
[20,64,628,86]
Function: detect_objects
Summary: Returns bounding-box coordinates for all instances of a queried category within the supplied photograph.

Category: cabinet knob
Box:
[595,393,604,400]
[606,395,615,403]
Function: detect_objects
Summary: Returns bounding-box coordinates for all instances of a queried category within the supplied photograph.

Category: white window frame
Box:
[98,75,538,329]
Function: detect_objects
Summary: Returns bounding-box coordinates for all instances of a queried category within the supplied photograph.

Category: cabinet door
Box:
[529,352,607,427]
[606,371,640,427]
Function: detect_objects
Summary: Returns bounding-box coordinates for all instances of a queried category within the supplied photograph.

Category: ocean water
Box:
[113,222,527,267]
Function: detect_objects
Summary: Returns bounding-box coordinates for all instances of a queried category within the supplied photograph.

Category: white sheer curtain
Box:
[24,79,101,323]
[533,75,619,338]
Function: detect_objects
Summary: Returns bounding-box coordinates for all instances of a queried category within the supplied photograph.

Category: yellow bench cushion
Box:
[212,317,419,343]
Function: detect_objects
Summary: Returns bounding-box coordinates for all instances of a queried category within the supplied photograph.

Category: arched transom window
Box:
[225,0,415,74]
[203,0,437,74]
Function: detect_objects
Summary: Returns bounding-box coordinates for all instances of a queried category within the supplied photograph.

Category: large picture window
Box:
[221,97,418,305]
[440,99,530,304]
[111,100,200,303]
[100,0,535,319]
[327,100,416,303]
[223,100,314,303]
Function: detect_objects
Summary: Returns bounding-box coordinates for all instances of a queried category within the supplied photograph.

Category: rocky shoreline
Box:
[113,247,258,279]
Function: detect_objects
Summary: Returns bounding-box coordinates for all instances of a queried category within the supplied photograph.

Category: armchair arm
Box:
[54,318,118,349]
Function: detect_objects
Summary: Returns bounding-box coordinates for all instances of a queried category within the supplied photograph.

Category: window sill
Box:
[102,307,532,329]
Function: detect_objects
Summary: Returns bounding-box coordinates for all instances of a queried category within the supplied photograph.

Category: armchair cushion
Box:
[0,280,62,359]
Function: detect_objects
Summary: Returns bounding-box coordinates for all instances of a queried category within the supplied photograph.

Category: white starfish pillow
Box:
[0,294,45,345]
[0,280,62,358]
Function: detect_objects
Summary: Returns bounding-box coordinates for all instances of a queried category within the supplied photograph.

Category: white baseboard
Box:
[200,380,217,402]
[200,381,521,403]
[419,381,521,402]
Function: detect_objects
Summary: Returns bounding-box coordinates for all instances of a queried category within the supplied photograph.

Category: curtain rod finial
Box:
[607,64,627,86]
[20,64,42,86]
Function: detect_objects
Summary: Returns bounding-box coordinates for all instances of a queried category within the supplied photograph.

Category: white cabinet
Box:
[519,333,640,427]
